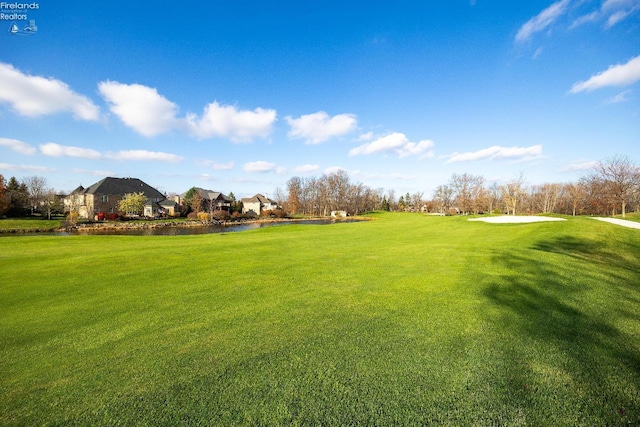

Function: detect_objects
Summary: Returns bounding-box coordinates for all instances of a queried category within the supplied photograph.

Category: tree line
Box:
[429,155,640,218]
[0,174,61,219]
[2,155,638,220]
[279,170,386,216]
[278,155,640,217]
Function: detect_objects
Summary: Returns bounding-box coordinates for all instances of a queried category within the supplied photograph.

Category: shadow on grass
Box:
[482,234,640,424]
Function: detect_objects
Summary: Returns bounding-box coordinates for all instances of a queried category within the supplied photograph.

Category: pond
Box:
[6,219,367,237]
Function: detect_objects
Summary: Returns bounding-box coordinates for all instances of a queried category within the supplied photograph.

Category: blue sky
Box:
[1,1,639,198]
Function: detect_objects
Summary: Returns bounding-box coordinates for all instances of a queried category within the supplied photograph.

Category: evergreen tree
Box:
[228,191,237,212]
[6,176,29,216]
[381,195,390,211]
[0,174,9,216]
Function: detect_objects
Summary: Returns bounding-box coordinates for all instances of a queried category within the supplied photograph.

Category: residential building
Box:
[64,177,167,219]
[178,188,232,212]
[241,193,278,215]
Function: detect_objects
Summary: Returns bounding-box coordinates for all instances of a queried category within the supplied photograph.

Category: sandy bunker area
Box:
[468,215,640,229]
[590,217,640,229]
[468,216,566,223]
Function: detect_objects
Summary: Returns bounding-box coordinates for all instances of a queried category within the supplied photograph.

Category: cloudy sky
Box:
[1,1,639,197]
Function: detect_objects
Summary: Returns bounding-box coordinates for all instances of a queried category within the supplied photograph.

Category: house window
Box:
[101,195,108,202]
[109,208,114,213]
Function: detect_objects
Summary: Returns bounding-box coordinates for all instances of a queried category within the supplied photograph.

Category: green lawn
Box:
[0,217,64,232]
[1,212,639,425]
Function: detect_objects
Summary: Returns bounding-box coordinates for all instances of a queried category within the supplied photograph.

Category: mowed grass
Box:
[1,212,639,425]
[0,218,64,232]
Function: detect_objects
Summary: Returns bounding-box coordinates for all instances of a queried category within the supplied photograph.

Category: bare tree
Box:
[411,192,424,211]
[23,175,48,215]
[192,190,203,215]
[564,182,587,216]
[272,187,287,209]
[432,184,454,215]
[590,155,639,218]
[283,171,385,216]
[501,174,524,215]
[42,188,61,220]
[486,182,501,214]
[450,173,484,215]
[286,176,302,214]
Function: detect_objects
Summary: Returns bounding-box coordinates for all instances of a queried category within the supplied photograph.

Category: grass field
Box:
[1,212,639,425]
[0,217,64,232]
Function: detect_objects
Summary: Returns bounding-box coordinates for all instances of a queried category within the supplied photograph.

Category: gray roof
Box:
[158,199,178,208]
[83,177,164,199]
[69,185,85,195]
[241,193,277,204]
[181,187,231,202]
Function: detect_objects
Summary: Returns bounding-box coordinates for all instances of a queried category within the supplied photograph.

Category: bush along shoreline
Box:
[0,214,365,234]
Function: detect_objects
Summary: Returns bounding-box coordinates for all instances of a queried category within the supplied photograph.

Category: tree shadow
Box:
[481,234,640,424]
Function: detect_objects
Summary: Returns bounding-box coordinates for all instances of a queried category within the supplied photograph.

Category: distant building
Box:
[178,188,232,212]
[64,177,168,219]
[241,193,278,216]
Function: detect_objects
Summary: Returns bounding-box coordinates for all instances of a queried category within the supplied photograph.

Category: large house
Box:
[241,193,278,216]
[178,188,232,212]
[64,177,175,219]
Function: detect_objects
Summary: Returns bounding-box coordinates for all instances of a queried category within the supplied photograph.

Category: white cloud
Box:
[0,137,36,155]
[515,0,570,43]
[571,0,640,29]
[243,161,286,174]
[349,132,434,158]
[603,0,640,27]
[604,89,633,104]
[212,161,235,170]
[570,55,640,93]
[387,172,419,180]
[39,142,182,162]
[397,140,435,158]
[198,173,220,182]
[570,11,599,28]
[196,159,235,170]
[324,166,347,175]
[286,111,357,144]
[185,102,277,142]
[357,131,374,141]
[99,81,276,141]
[99,81,179,137]
[0,163,54,172]
[293,164,320,174]
[561,160,598,172]
[446,145,543,163]
[40,142,102,159]
[0,62,100,121]
[532,47,543,60]
[70,168,114,177]
[107,150,183,162]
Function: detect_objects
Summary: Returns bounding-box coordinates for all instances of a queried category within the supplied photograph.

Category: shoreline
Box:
[0,216,371,234]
